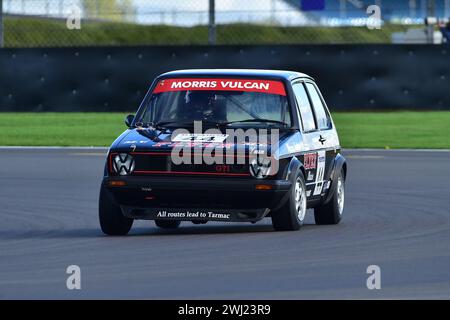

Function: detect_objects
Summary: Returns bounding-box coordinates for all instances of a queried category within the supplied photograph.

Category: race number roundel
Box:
[153,78,287,96]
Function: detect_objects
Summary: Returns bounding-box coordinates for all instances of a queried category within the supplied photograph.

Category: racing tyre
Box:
[155,220,181,229]
[271,170,307,231]
[314,169,345,225]
[99,185,133,235]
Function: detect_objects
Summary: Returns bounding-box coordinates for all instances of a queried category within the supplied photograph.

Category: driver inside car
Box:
[178,91,227,123]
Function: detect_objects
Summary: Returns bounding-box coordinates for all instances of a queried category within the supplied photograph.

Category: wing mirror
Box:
[125,114,134,128]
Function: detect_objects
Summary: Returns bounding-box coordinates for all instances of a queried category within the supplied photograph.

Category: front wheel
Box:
[314,169,345,225]
[99,185,133,235]
[271,170,307,231]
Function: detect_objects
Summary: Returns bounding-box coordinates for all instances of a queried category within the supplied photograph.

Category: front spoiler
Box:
[104,176,292,210]
[103,176,292,191]
[121,206,270,223]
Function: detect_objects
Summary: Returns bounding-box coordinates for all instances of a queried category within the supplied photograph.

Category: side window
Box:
[305,83,332,130]
[292,83,316,132]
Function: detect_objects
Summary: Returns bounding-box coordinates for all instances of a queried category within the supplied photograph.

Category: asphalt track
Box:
[0,148,449,299]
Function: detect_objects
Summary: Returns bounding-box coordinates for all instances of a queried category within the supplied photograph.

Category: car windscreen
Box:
[137,78,291,127]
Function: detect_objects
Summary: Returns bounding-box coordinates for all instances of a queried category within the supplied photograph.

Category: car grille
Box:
[109,151,250,177]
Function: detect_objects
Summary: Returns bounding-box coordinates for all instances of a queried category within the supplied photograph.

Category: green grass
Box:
[0,112,449,148]
[0,113,127,146]
[4,16,412,46]
[333,111,450,149]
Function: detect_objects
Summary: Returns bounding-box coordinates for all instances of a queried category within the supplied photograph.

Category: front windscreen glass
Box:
[138,78,291,128]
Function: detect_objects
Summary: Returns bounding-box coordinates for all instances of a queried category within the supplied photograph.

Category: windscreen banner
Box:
[152,78,287,96]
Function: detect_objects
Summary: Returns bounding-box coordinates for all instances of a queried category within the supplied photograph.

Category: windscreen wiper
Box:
[152,120,225,128]
[222,119,289,127]
[135,121,176,131]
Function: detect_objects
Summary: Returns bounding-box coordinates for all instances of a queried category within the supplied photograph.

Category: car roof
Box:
[158,69,314,82]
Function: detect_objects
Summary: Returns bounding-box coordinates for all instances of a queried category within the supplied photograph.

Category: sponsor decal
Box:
[304,153,317,170]
[156,210,231,220]
[153,141,175,148]
[123,140,149,144]
[172,133,229,143]
[307,171,315,181]
[153,78,287,96]
[313,150,326,196]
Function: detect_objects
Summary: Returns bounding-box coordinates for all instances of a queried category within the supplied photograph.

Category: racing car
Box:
[99,69,347,235]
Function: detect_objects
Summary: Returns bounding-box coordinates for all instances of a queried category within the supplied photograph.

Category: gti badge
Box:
[113,153,135,176]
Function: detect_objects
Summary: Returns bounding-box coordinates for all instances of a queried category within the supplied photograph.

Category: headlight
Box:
[249,156,271,179]
[113,153,135,176]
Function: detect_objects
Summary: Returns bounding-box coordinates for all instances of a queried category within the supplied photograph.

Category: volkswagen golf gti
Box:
[99,69,347,235]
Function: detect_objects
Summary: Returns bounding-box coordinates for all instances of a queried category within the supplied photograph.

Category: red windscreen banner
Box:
[152,78,287,96]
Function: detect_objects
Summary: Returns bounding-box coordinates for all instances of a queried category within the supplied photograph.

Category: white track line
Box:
[344,148,450,153]
[0,146,108,150]
[0,146,449,152]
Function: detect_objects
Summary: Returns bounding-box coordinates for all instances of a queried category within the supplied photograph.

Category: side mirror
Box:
[125,114,134,128]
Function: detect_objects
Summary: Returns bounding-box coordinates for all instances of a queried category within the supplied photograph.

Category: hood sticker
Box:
[172,133,229,143]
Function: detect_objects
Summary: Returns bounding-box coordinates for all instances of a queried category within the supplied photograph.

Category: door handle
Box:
[319,135,326,144]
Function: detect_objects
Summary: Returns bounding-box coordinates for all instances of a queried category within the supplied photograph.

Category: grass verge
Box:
[0,112,449,148]
[4,16,412,46]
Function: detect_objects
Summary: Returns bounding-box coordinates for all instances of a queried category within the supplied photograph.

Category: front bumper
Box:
[103,176,291,221]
